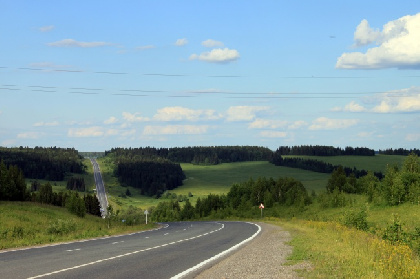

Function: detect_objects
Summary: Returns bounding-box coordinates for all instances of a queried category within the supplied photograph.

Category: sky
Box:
[1,1,420,152]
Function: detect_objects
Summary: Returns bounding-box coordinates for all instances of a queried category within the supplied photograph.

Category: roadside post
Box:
[144,210,149,224]
[259,203,264,218]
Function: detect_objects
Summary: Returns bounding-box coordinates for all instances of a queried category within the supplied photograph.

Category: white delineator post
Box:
[259,203,264,218]
[144,210,149,224]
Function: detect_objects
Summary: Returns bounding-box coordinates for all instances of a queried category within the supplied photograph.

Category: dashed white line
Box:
[27,223,225,279]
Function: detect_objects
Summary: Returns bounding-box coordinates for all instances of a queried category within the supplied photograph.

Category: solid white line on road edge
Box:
[26,222,225,279]
[170,222,262,279]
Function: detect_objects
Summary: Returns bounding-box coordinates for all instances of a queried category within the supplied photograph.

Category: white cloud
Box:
[48,39,112,48]
[372,87,420,113]
[332,101,367,112]
[309,117,359,130]
[353,19,381,47]
[104,116,118,124]
[17,132,42,139]
[153,106,221,121]
[336,13,420,69]
[259,131,288,138]
[406,133,420,141]
[68,127,104,137]
[143,125,209,135]
[226,106,269,122]
[136,45,156,50]
[288,120,308,129]
[248,119,288,129]
[33,121,59,127]
[122,112,149,122]
[175,38,188,46]
[202,39,224,48]
[39,25,55,32]
[189,48,240,63]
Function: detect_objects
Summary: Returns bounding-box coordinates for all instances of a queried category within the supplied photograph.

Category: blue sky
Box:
[1,1,420,152]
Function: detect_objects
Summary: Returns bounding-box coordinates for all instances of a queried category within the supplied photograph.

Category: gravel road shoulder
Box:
[194,222,311,279]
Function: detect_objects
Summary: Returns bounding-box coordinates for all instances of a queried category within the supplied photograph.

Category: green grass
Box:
[270,217,419,278]
[284,154,405,173]
[0,201,155,250]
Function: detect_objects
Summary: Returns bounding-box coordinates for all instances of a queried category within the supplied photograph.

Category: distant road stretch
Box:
[90,158,108,216]
[0,221,261,279]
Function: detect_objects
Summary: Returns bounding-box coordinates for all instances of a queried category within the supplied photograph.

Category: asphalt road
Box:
[0,221,261,279]
[90,158,108,217]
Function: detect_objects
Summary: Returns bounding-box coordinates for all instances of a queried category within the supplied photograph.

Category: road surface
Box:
[0,221,260,279]
[90,158,108,217]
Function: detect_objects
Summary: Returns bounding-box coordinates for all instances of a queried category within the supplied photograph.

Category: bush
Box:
[47,219,77,235]
[342,207,368,231]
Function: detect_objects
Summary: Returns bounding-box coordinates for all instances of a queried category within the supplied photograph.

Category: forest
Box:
[0,160,100,217]
[0,146,85,180]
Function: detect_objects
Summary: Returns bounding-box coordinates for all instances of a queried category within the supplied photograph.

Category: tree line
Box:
[274,145,375,156]
[0,146,85,181]
[106,146,273,165]
[378,148,420,156]
[271,152,383,179]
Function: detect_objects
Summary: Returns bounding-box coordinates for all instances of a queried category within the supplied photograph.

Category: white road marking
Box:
[27,223,225,279]
[171,222,261,279]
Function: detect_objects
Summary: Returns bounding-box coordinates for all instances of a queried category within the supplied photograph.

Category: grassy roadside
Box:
[0,201,156,250]
[268,218,419,278]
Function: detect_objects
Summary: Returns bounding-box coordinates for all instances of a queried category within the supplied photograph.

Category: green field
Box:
[284,154,406,173]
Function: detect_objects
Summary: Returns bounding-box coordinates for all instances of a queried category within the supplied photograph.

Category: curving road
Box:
[0,221,260,279]
[90,158,108,217]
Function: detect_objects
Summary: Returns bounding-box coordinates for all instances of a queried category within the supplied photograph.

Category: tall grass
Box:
[269,218,419,278]
[0,201,155,250]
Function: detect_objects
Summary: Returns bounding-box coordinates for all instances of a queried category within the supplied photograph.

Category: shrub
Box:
[342,207,369,231]
[47,219,77,235]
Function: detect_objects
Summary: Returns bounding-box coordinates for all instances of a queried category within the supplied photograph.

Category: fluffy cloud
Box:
[336,13,420,69]
[372,87,420,113]
[122,112,149,122]
[153,106,221,121]
[226,106,269,122]
[136,45,156,50]
[68,127,104,137]
[104,116,118,124]
[288,121,308,129]
[48,39,112,48]
[143,125,209,135]
[248,119,288,129]
[309,117,359,130]
[17,132,42,139]
[175,38,188,46]
[332,101,367,112]
[33,121,59,127]
[259,131,288,138]
[406,133,420,141]
[39,25,55,32]
[189,48,240,63]
[335,87,420,113]
[202,39,224,48]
